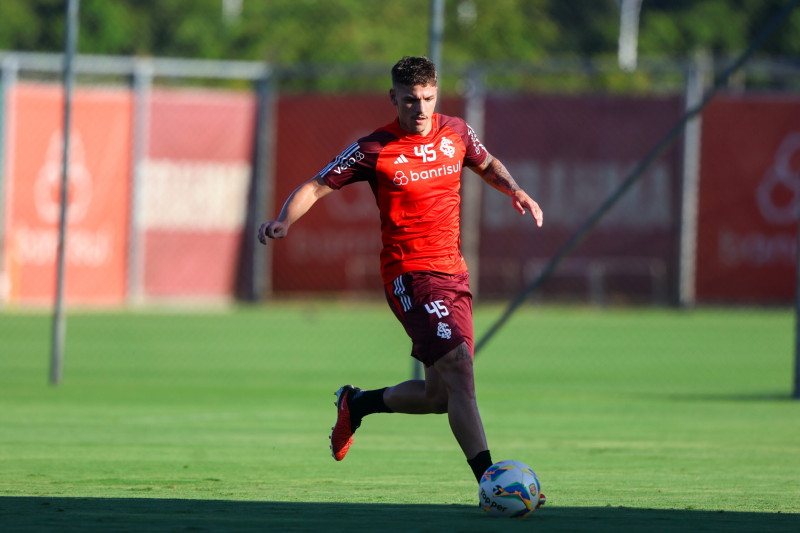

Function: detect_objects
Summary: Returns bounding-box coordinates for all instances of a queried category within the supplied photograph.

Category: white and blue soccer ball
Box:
[478,460,541,518]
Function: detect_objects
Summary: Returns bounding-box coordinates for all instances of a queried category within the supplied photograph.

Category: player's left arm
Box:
[469,153,543,227]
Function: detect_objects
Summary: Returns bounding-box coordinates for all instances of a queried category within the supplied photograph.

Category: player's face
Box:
[390,83,438,136]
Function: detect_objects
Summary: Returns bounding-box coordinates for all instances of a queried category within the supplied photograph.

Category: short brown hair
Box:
[391,56,438,87]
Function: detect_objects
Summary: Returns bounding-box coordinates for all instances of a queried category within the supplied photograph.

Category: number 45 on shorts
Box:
[425,300,450,318]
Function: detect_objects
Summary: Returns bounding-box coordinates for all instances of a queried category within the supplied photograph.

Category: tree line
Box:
[2,0,797,65]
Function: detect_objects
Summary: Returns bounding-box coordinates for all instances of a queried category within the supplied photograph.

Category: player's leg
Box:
[433,341,486,456]
[332,271,486,469]
[431,341,493,481]
[340,362,448,421]
[331,363,445,461]
[375,348,484,451]
[382,364,447,414]
[333,351,490,479]
[354,271,450,416]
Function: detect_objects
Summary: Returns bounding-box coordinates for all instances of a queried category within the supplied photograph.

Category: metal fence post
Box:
[678,50,710,308]
[0,55,19,307]
[127,58,153,305]
[51,0,80,386]
[247,67,276,301]
[462,67,486,300]
[410,0,446,380]
[795,160,800,400]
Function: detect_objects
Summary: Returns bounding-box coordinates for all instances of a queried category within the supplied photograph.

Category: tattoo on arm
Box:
[453,343,472,361]
[481,157,521,195]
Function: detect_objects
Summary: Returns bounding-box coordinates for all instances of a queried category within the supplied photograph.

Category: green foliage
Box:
[639,0,750,56]
[0,0,40,50]
[1,0,796,94]
[0,0,796,65]
[0,0,65,52]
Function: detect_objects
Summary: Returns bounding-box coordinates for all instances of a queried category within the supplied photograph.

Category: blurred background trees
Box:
[1,0,798,64]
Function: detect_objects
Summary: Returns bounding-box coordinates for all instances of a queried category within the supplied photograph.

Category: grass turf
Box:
[0,304,798,532]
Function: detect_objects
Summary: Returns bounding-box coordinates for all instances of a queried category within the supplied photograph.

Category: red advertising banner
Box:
[141,88,256,299]
[695,96,800,303]
[2,83,132,305]
[478,95,683,301]
[269,94,683,301]
[7,86,790,305]
[270,95,390,293]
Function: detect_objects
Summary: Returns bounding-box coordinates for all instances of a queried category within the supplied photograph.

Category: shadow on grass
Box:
[634,392,797,403]
[1,497,797,533]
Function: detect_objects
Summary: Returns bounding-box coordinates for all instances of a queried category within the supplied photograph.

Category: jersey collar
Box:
[387,113,440,140]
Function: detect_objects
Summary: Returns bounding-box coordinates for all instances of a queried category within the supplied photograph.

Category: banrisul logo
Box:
[391,161,462,186]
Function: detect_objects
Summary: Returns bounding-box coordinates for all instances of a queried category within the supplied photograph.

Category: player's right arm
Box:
[257,175,334,243]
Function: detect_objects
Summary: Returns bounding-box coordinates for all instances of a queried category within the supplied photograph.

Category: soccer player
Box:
[258,56,543,486]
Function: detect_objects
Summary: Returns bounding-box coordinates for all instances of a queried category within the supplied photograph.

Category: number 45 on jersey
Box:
[425,300,449,318]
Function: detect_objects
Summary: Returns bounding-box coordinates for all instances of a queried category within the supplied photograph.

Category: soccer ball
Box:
[478,460,541,518]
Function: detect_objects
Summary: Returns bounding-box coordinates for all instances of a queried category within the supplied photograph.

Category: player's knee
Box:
[427,390,448,414]
[422,379,449,413]
[436,343,476,396]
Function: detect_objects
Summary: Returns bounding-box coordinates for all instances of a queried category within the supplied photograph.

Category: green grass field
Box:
[1,303,798,532]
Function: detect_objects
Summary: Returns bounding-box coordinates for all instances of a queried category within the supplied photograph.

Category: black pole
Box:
[50,0,80,385]
[794,176,800,399]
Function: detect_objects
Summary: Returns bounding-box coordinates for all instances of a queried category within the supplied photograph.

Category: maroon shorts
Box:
[384,270,474,367]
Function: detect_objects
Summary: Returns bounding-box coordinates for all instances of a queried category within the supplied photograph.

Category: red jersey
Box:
[320,113,488,284]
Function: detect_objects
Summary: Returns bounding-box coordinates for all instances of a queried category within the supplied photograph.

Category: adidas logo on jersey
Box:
[394,154,408,165]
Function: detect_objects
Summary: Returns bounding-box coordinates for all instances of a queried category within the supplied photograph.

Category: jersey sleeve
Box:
[463,122,489,168]
[439,115,489,168]
[319,130,396,190]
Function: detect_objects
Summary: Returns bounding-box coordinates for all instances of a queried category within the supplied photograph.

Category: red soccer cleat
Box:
[536,492,546,509]
[329,385,360,461]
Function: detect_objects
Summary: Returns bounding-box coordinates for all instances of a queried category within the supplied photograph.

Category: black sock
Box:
[350,387,392,424]
[468,450,493,483]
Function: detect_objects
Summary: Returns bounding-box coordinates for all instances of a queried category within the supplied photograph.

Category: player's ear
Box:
[389,88,397,106]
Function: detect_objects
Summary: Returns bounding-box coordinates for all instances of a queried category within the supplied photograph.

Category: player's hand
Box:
[512,190,543,227]
[257,221,289,244]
